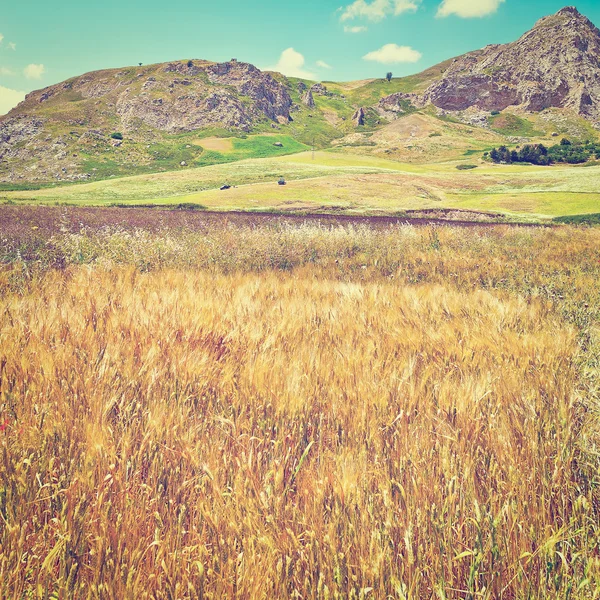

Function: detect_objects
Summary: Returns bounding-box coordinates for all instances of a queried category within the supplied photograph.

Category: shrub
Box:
[111,132,123,140]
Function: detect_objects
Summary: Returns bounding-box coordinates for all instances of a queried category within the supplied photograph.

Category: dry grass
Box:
[192,137,234,152]
[1,222,599,599]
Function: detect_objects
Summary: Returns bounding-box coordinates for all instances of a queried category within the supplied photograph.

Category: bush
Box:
[490,110,501,116]
[111,132,123,140]
[486,140,600,166]
[456,164,478,170]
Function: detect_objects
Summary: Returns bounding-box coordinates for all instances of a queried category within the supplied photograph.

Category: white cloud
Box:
[24,63,45,79]
[0,67,14,75]
[340,0,420,22]
[344,25,368,33]
[0,85,25,115]
[437,0,505,18]
[8,42,16,51]
[266,48,315,79]
[363,43,422,63]
[316,60,332,69]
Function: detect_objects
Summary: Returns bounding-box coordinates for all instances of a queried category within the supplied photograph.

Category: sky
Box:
[2,0,600,115]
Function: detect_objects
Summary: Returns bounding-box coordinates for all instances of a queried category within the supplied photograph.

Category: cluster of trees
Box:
[486,139,600,166]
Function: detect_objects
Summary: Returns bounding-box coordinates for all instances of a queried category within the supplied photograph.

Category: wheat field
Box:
[1,217,599,599]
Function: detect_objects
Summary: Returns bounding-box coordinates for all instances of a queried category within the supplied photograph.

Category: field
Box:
[1,208,599,598]
[3,150,600,220]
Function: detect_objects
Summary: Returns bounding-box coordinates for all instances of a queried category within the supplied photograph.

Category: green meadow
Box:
[3,149,600,220]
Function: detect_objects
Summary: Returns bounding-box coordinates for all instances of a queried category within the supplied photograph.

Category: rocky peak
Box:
[410,6,600,118]
[534,5,599,34]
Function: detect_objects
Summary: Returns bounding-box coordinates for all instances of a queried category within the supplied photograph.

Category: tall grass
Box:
[1,222,599,598]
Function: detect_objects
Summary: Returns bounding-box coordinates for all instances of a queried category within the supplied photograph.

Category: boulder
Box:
[310,83,331,97]
[301,90,315,108]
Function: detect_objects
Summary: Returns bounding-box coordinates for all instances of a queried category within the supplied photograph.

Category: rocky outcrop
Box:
[111,60,293,133]
[0,59,296,182]
[352,107,365,126]
[310,83,332,97]
[413,7,600,119]
[5,60,293,135]
[301,90,315,108]
[204,61,292,122]
[0,117,45,162]
[377,93,421,118]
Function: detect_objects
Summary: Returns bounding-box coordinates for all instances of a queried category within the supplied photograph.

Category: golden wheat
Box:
[0,223,599,599]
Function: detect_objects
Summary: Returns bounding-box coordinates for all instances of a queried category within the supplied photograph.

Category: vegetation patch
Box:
[194,135,309,166]
[0,215,599,598]
[489,112,542,137]
[487,138,600,165]
[553,212,600,225]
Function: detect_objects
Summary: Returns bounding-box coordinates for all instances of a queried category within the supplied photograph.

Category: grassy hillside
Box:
[4,51,600,189]
[4,150,600,219]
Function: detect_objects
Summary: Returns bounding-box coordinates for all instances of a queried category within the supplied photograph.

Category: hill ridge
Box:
[2,6,600,183]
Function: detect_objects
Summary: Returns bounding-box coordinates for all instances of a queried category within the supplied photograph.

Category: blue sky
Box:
[2,0,600,114]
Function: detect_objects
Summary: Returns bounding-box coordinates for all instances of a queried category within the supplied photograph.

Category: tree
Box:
[386,72,393,82]
[498,145,511,163]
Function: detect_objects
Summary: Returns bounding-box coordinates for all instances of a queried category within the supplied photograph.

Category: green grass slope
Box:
[4,150,600,220]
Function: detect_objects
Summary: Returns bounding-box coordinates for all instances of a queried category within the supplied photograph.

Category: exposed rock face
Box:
[204,61,292,123]
[377,93,421,118]
[417,7,600,118]
[113,61,292,132]
[352,107,366,126]
[0,117,45,164]
[4,60,292,135]
[0,59,294,181]
[301,90,315,108]
[310,83,332,97]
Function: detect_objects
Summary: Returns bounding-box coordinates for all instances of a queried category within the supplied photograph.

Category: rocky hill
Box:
[3,6,600,184]
[0,59,301,182]
[381,7,600,120]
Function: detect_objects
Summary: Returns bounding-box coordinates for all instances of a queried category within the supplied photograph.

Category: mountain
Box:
[2,6,600,184]
[382,7,600,119]
[0,59,299,183]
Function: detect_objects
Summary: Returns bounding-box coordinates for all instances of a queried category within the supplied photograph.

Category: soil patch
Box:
[194,137,234,151]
